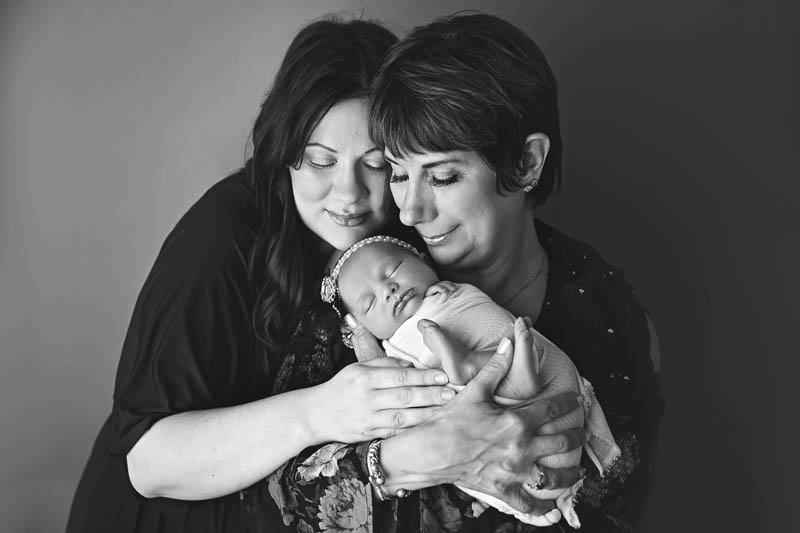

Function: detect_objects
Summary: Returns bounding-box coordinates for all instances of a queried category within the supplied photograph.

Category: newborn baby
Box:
[321,235,621,528]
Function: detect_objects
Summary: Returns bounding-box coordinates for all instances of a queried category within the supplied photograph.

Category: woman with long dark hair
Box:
[66,16,583,533]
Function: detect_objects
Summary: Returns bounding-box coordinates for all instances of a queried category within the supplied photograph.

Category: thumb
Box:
[344,314,384,362]
[418,319,464,370]
[466,337,514,397]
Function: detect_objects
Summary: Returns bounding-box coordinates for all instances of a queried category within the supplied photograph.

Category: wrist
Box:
[379,420,458,492]
[366,439,410,500]
[303,381,334,444]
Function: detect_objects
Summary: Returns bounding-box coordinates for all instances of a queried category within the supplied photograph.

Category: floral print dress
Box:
[242,219,665,533]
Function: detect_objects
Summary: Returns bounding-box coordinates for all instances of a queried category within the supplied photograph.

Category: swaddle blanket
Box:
[383,282,620,528]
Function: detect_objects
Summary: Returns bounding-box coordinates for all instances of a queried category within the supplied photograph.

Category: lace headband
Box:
[320,235,423,318]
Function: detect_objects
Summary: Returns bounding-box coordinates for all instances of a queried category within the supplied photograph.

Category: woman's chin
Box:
[427,246,470,269]
[326,229,375,251]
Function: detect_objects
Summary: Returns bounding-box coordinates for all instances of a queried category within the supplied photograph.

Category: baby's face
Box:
[337,242,439,339]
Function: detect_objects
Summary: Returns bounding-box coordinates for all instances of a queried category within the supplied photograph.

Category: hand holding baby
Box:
[312,355,454,443]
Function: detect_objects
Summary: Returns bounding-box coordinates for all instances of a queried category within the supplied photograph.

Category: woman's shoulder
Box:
[157,170,260,269]
[535,219,652,384]
[173,170,259,243]
[536,218,634,296]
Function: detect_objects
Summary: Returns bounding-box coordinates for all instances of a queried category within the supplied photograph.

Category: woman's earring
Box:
[523,178,539,192]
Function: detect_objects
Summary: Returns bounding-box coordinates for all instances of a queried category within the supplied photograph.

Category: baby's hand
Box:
[424,281,458,298]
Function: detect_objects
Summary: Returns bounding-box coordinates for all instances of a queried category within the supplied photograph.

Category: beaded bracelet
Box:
[366,439,410,500]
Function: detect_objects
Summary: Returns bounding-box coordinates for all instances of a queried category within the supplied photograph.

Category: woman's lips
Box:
[420,226,458,246]
[326,210,369,226]
[393,288,415,315]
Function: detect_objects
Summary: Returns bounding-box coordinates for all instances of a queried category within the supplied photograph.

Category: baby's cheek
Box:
[371,315,400,341]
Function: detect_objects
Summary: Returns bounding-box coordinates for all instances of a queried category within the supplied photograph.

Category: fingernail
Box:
[497,337,512,355]
[523,316,533,328]
[344,314,357,328]
[442,389,455,400]
[417,319,433,331]
[398,359,414,367]
[576,394,584,405]
[434,372,448,384]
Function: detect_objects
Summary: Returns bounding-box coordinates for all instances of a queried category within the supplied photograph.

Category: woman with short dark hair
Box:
[358,12,664,531]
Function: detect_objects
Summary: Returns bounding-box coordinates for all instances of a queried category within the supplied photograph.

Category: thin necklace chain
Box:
[501,252,547,307]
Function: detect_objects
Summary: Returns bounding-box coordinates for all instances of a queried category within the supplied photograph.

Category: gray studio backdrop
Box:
[0,0,793,531]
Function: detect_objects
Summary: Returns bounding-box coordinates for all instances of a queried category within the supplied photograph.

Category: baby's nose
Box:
[384,282,399,300]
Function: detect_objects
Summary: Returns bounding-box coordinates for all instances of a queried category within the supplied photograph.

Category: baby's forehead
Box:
[348,242,417,267]
[339,242,419,281]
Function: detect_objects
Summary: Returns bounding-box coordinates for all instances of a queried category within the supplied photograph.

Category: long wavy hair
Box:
[246,18,397,372]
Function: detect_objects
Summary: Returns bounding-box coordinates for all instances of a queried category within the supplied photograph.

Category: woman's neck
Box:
[442,214,547,318]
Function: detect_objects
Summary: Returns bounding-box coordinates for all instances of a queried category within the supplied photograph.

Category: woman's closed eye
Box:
[429,172,462,187]
[389,172,408,184]
[363,159,388,172]
[306,157,336,169]
[388,171,462,187]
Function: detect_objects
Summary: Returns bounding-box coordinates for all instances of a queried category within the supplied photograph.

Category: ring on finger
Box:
[526,464,546,491]
[342,330,354,349]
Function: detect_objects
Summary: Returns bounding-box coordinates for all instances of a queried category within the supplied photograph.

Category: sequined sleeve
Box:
[530,220,666,533]
[558,269,665,532]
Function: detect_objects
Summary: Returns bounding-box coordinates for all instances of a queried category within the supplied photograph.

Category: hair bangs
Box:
[370,80,478,159]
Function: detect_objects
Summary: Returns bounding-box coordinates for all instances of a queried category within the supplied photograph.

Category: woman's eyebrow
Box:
[306,142,337,153]
[422,158,465,169]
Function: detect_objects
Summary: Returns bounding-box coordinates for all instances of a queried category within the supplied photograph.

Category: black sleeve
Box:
[576,273,666,532]
[108,185,260,456]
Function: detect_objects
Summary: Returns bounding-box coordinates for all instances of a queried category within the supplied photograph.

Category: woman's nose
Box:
[332,163,366,204]
[398,179,433,227]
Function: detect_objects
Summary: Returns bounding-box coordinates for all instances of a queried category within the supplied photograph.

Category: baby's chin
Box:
[401,293,424,321]
[372,294,425,340]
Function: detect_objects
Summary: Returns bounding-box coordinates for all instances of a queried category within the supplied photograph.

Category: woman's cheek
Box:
[292,169,332,203]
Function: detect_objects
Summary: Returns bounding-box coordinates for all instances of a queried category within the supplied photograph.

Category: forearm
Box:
[127,385,325,500]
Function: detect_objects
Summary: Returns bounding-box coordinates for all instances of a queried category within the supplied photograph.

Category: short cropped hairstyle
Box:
[370,12,562,206]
